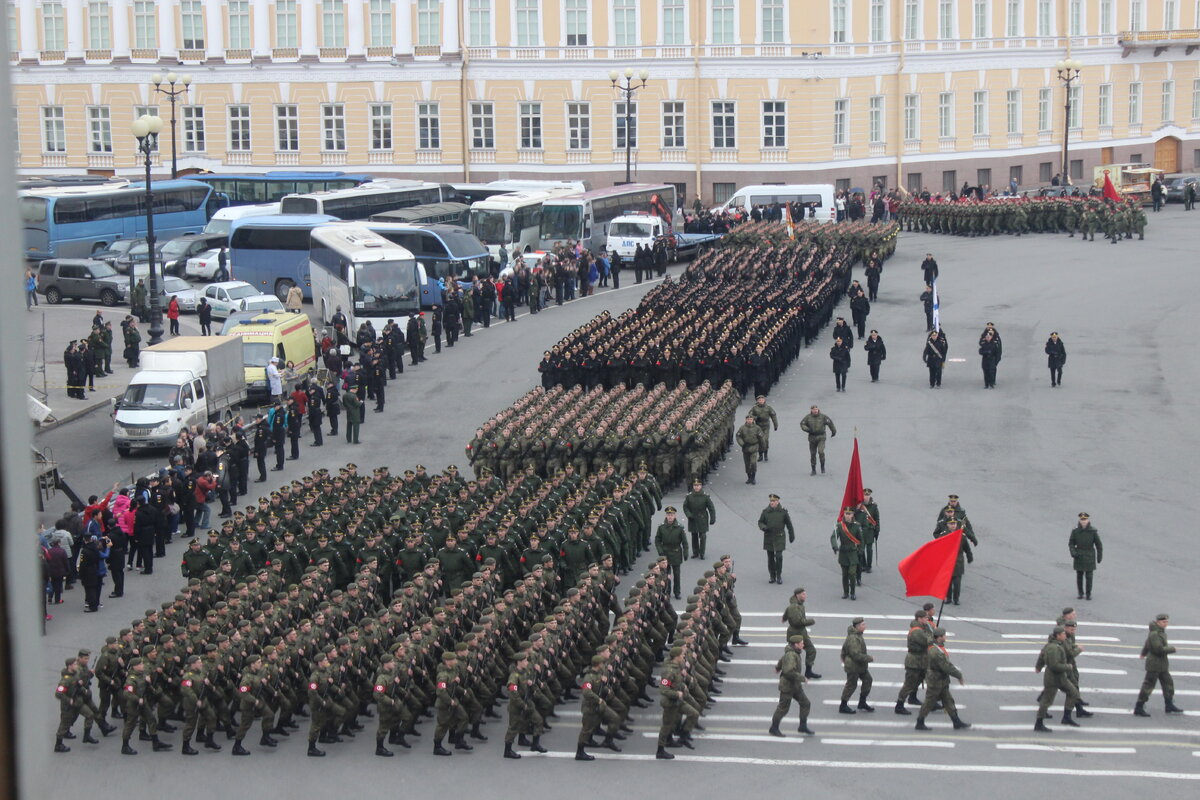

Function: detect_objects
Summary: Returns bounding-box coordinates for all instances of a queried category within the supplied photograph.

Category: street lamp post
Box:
[1056,59,1083,186]
[610,68,649,185]
[150,72,193,179]
[132,114,166,347]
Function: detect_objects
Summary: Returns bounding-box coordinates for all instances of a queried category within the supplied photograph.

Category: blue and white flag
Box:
[931,280,940,332]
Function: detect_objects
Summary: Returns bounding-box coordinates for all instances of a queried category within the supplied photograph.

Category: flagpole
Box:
[935,598,946,627]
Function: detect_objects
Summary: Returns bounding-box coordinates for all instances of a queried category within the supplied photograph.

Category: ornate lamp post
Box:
[610,68,649,185]
[132,114,166,346]
[150,72,193,179]
[1055,59,1083,186]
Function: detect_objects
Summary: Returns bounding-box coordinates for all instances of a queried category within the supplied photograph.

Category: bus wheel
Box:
[274,278,296,303]
[91,242,108,255]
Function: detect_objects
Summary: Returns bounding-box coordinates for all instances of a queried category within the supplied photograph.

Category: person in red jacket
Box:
[193,472,217,530]
[167,296,180,336]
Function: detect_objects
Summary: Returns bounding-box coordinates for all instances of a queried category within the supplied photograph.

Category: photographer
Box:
[78,534,109,613]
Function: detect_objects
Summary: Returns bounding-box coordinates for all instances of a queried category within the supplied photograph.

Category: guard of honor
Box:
[898,195,1148,242]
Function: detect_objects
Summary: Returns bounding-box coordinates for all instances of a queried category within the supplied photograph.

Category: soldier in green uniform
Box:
[1068,512,1102,600]
[800,405,836,475]
[654,506,688,599]
[179,653,221,754]
[859,488,880,573]
[839,617,875,713]
[757,494,795,585]
[682,479,716,560]
[894,609,931,714]
[503,649,547,758]
[831,507,862,600]
[767,635,815,737]
[181,538,218,579]
[119,658,171,755]
[749,395,779,461]
[654,647,699,759]
[342,389,362,444]
[735,414,764,485]
[231,653,276,755]
[574,655,623,760]
[305,650,336,757]
[433,651,471,755]
[781,587,821,678]
[55,658,100,752]
[915,628,970,731]
[1135,613,1183,716]
[933,506,976,605]
[1034,626,1082,732]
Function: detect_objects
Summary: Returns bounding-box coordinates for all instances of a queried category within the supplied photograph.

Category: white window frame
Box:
[467,0,492,47]
[564,0,588,46]
[182,106,206,152]
[613,0,637,47]
[1164,0,1178,29]
[519,101,543,149]
[370,103,393,151]
[938,0,955,39]
[228,105,252,152]
[938,92,953,138]
[762,0,785,44]
[180,0,205,49]
[972,90,988,136]
[470,101,494,149]
[42,106,67,153]
[323,0,346,48]
[869,0,887,42]
[972,0,988,39]
[133,0,157,48]
[1161,80,1175,123]
[1098,0,1113,35]
[868,95,884,143]
[1005,89,1021,134]
[662,101,686,149]
[1036,0,1053,36]
[1128,82,1142,125]
[567,101,591,150]
[276,105,300,152]
[228,0,252,49]
[831,0,849,44]
[903,0,920,39]
[711,0,736,44]
[88,106,112,153]
[321,104,345,152]
[418,102,441,149]
[1037,87,1052,131]
[1192,79,1200,121]
[711,100,736,149]
[761,100,785,148]
[417,0,440,46]
[1005,0,1021,37]
[43,1,66,50]
[88,1,111,49]
[1068,0,1084,36]
[276,0,298,48]
[615,100,637,149]
[1129,0,1144,32]
[1068,85,1082,129]
[1098,83,1113,127]
[833,98,849,145]
[370,0,394,47]
[662,0,686,45]
[515,0,540,47]
[903,94,919,140]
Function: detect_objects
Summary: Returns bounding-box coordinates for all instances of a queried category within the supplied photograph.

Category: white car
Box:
[201,280,267,320]
[185,248,226,281]
[120,275,200,312]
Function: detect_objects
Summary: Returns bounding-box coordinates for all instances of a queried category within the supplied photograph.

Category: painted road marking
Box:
[738,613,1200,631]
[638,732,808,745]
[736,644,1200,660]
[821,738,954,748]
[1001,634,1121,642]
[540,751,1200,779]
[997,743,1136,754]
[995,666,1128,675]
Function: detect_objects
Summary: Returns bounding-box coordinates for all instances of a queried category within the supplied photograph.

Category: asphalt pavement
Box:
[35,207,1200,796]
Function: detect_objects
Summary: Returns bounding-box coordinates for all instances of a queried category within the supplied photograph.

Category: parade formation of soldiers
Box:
[898,195,1148,242]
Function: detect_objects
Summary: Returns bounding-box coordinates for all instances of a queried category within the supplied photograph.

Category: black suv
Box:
[37,258,128,305]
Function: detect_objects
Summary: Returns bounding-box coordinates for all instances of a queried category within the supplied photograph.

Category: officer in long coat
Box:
[757,494,794,585]
[1068,512,1102,600]
[653,507,687,599]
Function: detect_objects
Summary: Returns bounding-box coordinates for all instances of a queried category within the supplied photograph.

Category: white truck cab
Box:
[605,213,667,260]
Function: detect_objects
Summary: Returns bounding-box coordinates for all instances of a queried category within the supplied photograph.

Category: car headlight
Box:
[152,421,173,435]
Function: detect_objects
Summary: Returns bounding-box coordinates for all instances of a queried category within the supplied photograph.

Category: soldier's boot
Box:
[433,738,452,756]
[158,722,177,733]
[857,694,875,712]
[574,744,595,761]
[504,741,522,759]
[1133,702,1151,717]
[453,732,474,751]
[1165,697,1185,713]
[259,733,278,748]
[139,728,153,741]
[733,635,750,646]
[1074,702,1094,718]
[485,705,502,719]
[677,731,695,750]
[395,732,411,749]
[763,450,769,461]
[1060,710,1080,727]
[375,737,394,757]
[82,728,99,744]
[601,733,622,752]
[307,741,326,757]
[838,701,856,715]
[338,724,355,739]
[798,718,815,735]
[529,735,547,753]
[914,717,931,731]
[950,715,971,730]
[54,738,70,753]
[231,739,250,756]
[805,667,822,680]
[1034,717,1052,732]
[203,730,222,751]
[664,734,681,747]
[121,739,137,755]
[181,738,199,755]
[656,745,675,759]
[469,723,489,742]
[99,721,116,736]
[895,700,912,715]
[517,734,531,746]
[820,457,826,474]
[907,692,920,706]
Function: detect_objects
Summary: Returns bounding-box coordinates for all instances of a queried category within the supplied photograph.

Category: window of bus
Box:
[353,259,419,315]
[470,209,509,245]
[20,197,47,224]
[540,204,581,241]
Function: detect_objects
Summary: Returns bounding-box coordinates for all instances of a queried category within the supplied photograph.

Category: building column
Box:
[111,0,131,57]
[251,0,270,57]
[19,0,38,58]
[394,0,412,55]
[204,0,224,58]
[347,0,365,55]
[158,0,178,57]
[64,0,84,57]
[300,0,318,55]
[442,0,459,53]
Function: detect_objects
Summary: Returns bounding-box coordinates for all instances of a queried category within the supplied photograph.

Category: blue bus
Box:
[355,222,490,308]
[227,213,337,301]
[21,179,225,260]
[188,171,372,205]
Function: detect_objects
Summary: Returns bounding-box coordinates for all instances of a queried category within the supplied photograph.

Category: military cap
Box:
[788,635,805,644]
[64,657,77,667]
[947,494,959,500]
[852,617,865,626]
[203,644,217,653]
[931,627,947,637]
[186,654,202,664]
[768,493,780,500]
[77,648,91,657]
[1078,512,1089,519]
[441,652,457,663]
[105,636,118,644]
[518,641,533,650]
[1053,626,1066,636]
[1156,613,1170,621]
[664,506,677,514]
[215,634,229,643]
[590,655,605,666]
[127,658,143,667]
[1063,621,1077,628]
[914,610,927,619]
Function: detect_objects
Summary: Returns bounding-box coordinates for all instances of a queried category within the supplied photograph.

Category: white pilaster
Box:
[204,0,223,57]
[65,0,84,57]
[347,0,365,54]
[252,0,270,56]
[19,0,37,58]
[443,0,459,52]
[300,0,318,54]
[111,0,130,56]
[159,0,178,56]
[395,0,413,54]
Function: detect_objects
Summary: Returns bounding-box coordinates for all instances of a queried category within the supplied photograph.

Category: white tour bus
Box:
[281,180,451,220]
[203,202,282,236]
[468,188,577,262]
[308,224,426,333]
[716,184,837,222]
[539,184,678,254]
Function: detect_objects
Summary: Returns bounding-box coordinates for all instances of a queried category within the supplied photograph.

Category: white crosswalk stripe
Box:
[997,744,1137,754]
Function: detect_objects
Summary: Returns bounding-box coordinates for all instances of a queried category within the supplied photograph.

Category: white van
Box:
[716,184,836,222]
[203,202,283,236]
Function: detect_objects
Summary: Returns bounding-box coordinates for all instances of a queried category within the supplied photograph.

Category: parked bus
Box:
[203,202,282,236]
[355,222,490,308]
[227,213,337,301]
[370,201,469,227]
[450,179,588,204]
[467,188,577,262]
[309,225,425,332]
[188,171,372,205]
[21,179,225,260]
[279,180,452,219]
[538,184,678,254]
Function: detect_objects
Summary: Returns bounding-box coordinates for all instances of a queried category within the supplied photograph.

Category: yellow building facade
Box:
[9,0,1200,202]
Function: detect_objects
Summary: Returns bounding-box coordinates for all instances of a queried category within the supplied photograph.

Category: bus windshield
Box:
[20,197,47,223]
[540,205,581,241]
[469,210,510,244]
[241,341,275,368]
[353,260,419,315]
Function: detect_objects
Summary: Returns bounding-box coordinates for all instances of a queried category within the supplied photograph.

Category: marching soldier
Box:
[781,587,821,679]
[831,507,862,600]
[735,414,764,485]
[653,507,688,600]
[799,405,836,475]
[682,479,716,560]
[655,647,699,759]
[748,395,778,462]
[839,617,874,714]
[1034,626,1082,732]
[915,628,970,731]
[1135,614,1183,716]
[767,635,815,737]
[894,609,931,714]
[502,649,547,759]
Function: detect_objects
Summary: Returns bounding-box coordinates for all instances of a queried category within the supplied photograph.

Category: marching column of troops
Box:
[898,195,1148,241]
[54,460,752,760]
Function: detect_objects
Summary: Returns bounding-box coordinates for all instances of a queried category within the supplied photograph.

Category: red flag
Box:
[837,437,864,520]
[1102,170,1120,202]
[897,530,962,599]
